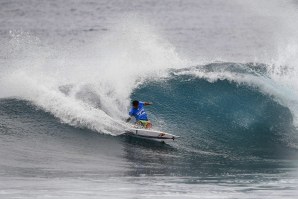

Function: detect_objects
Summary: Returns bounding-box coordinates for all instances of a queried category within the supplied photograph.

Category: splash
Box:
[0,19,187,134]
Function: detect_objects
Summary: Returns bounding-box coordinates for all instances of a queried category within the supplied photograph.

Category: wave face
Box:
[132,63,298,157]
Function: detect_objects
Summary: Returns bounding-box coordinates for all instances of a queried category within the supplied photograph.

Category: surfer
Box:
[126,100,153,129]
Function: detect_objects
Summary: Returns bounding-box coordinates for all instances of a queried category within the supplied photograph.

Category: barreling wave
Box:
[1,18,298,157]
[132,62,298,155]
[1,62,297,159]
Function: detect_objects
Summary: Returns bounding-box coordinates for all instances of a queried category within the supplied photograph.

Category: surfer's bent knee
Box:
[136,120,152,129]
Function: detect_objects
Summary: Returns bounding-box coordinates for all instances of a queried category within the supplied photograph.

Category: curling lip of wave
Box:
[170,62,298,120]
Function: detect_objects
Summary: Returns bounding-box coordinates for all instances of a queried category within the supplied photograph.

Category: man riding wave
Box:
[126,100,153,129]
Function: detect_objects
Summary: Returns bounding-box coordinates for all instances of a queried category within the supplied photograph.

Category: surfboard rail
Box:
[124,128,180,142]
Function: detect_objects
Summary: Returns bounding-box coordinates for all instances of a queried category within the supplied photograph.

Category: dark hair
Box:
[132,100,139,106]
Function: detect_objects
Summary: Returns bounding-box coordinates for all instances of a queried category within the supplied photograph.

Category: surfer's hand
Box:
[126,117,131,123]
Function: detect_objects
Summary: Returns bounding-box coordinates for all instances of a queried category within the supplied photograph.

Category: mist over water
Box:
[1,0,298,198]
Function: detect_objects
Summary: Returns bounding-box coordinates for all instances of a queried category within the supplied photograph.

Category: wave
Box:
[133,64,298,154]
[0,69,297,158]
[1,18,298,155]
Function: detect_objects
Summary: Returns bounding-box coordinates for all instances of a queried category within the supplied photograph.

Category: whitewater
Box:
[1,0,298,198]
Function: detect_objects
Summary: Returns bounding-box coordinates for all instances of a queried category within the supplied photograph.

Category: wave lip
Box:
[172,62,298,127]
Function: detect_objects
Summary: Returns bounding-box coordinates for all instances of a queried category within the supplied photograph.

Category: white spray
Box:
[0,18,187,135]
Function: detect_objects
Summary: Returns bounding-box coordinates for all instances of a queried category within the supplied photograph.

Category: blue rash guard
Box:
[129,102,148,121]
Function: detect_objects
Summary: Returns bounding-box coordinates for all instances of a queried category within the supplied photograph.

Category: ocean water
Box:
[1,0,298,198]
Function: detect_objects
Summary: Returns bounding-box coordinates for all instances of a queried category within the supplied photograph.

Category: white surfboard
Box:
[124,127,180,142]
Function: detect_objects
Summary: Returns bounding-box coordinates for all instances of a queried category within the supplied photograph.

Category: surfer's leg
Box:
[136,120,150,129]
[145,121,152,129]
[135,121,143,128]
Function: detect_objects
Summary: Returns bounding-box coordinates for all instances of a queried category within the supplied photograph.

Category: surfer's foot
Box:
[145,123,152,129]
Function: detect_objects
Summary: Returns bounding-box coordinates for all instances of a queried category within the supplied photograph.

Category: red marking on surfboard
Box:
[159,133,165,137]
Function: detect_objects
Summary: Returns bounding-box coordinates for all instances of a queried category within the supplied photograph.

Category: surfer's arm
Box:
[144,102,153,106]
[126,109,133,122]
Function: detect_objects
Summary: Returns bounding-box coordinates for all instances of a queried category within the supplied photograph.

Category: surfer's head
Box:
[132,100,139,109]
